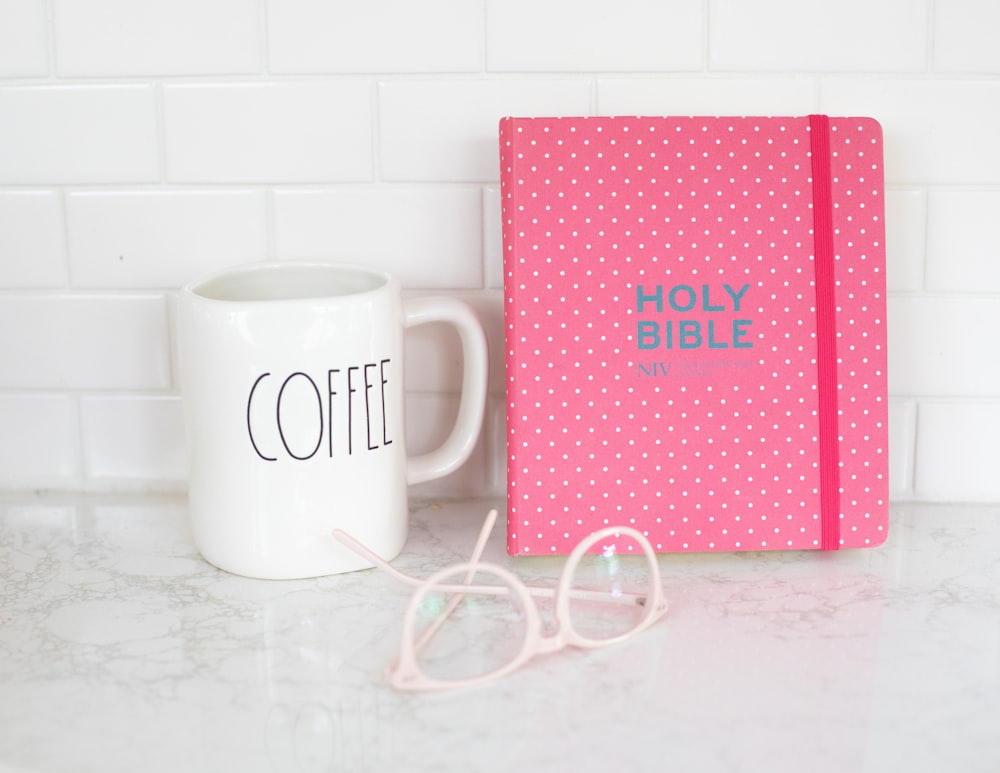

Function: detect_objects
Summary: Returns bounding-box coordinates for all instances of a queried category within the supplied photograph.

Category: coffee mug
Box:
[178,261,488,579]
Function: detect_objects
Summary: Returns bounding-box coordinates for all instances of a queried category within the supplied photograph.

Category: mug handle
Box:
[403,297,489,485]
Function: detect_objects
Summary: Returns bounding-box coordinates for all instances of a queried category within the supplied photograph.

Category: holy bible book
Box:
[500,115,889,555]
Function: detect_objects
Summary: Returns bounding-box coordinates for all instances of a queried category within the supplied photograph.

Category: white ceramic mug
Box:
[178,261,488,579]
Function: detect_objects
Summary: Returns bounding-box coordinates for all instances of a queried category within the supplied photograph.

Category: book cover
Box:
[500,115,889,555]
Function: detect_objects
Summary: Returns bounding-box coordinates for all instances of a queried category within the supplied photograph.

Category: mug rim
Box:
[183,260,396,304]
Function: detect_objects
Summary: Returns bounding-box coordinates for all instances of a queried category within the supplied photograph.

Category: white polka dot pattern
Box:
[499,116,889,555]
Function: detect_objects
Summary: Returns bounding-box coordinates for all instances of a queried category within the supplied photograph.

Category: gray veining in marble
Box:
[1,497,998,773]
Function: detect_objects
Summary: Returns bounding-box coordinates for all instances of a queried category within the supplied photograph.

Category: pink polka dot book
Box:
[499,115,889,555]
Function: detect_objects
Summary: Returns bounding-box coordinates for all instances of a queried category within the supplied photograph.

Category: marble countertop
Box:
[1,496,998,773]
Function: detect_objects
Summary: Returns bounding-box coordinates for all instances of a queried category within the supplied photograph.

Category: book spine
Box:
[498,117,521,556]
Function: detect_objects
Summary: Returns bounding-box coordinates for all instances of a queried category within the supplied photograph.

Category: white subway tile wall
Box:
[933,0,1000,73]
[0,192,68,287]
[0,85,159,183]
[596,77,820,116]
[0,0,996,502]
[926,192,1000,292]
[163,82,374,183]
[377,79,592,181]
[708,0,927,72]
[66,191,269,288]
[271,187,484,288]
[486,0,704,72]
[267,0,483,74]
[0,0,48,77]
[52,0,262,77]
[0,295,171,390]
[0,394,80,487]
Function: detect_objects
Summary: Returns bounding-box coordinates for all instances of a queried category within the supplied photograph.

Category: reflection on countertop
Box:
[1,496,998,773]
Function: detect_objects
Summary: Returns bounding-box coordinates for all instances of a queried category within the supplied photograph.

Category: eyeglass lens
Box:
[410,567,528,683]
[565,530,656,642]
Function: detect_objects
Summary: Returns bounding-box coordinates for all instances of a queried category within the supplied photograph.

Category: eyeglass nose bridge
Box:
[530,617,574,656]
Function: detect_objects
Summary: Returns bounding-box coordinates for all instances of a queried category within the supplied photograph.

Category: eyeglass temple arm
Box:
[330,508,500,590]
[409,508,499,653]
[332,514,652,607]
[331,529,425,588]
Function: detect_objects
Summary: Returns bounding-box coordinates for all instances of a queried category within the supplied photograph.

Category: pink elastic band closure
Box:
[809,114,841,551]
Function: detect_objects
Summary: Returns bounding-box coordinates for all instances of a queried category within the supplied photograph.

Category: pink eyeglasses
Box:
[333,509,668,691]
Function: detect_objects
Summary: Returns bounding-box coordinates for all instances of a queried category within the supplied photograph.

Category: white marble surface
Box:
[1,496,998,773]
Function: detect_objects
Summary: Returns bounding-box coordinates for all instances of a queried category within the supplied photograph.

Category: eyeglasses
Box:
[332,509,668,692]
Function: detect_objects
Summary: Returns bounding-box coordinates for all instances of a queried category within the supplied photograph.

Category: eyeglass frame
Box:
[332,509,668,691]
